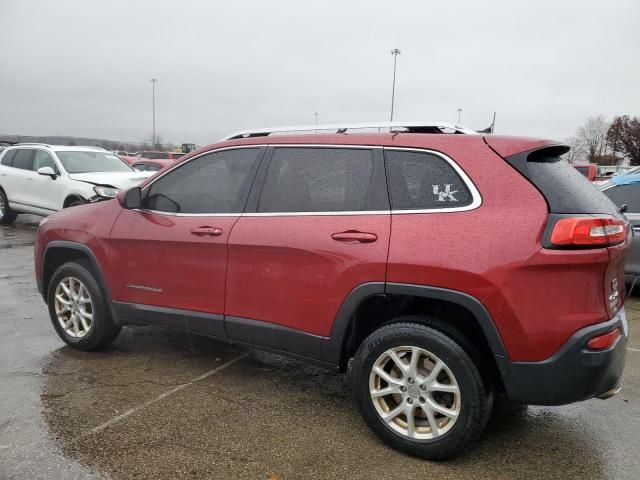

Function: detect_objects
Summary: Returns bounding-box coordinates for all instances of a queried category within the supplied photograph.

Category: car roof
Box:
[7,144,108,153]
[191,133,562,159]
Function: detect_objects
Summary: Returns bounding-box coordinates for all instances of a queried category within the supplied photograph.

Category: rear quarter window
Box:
[0,149,17,167]
[385,149,473,210]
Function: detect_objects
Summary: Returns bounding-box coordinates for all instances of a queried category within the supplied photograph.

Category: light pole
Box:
[390,49,401,122]
[150,78,158,146]
[314,112,319,125]
[457,108,463,124]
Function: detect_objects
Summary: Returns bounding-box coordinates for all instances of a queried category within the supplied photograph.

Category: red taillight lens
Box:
[550,217,627,247]
[586,329,621,351]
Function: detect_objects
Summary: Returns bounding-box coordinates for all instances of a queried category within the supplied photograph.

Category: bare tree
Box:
[576,115,609,163]
[563,136,584,164]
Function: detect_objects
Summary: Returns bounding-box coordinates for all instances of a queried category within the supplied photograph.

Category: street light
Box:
[314,112,319,125]
[390,49,401,122]
[457,108,463,124]
[150,78,158,146]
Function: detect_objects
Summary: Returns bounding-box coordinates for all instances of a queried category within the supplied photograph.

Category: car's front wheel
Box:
[47,261,121,350]
[0,189,18,224]
[353,320,492,460]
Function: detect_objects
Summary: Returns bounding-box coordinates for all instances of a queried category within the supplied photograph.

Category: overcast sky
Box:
[1,0,638,146]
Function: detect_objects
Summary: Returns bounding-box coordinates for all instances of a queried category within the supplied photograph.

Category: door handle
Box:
[190,226,223,237]
[331,231,378,243]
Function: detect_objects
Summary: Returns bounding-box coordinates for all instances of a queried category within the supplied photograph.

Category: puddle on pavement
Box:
[39,325,612,480]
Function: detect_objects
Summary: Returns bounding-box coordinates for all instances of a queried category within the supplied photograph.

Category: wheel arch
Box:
[323,282,509,371]
[41,241,120,324]
[63,194,86,208]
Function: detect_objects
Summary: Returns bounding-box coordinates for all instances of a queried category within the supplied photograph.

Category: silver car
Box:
[600,178,640,277]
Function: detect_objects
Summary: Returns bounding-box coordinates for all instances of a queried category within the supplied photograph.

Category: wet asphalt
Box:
[1,216,640,480]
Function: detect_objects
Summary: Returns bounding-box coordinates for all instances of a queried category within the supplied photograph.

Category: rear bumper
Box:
[499,309,628,406]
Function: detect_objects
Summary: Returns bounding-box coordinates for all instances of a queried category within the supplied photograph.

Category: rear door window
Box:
[602,184,640,213]
[385,149,473,210]
[257,147,383,213]
[12,149,36,170]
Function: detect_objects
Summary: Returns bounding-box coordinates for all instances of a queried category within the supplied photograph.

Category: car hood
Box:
[68,171,153,189]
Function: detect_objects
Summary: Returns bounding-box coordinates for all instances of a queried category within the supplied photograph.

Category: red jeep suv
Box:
[35,122,629,459]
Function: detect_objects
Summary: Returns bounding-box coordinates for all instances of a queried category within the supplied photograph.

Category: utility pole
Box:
[390,49,401,122]
[457,108,463,124]
[150,78,158,146]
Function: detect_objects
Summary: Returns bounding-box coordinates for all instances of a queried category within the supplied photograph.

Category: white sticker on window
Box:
[432,184,458,202]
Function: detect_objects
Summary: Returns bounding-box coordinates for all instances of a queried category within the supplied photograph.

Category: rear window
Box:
[602,184,640,213]
[505,148,620,215]
[575,166,589,177]
[1,149,17,167]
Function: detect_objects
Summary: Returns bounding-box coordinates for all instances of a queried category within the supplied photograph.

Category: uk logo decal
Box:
[432,184,458,202]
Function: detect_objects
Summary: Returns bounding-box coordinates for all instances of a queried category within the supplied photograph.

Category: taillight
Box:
[587,329,621,351]
[550,217,627,247]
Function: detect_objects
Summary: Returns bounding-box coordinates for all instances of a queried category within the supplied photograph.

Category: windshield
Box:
[56,151,133,173]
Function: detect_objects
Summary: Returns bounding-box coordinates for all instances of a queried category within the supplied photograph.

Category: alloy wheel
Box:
[369,346,461,439]
[54,277,94,338]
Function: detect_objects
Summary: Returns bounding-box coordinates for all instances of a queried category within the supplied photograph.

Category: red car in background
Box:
[131,158,173,172]
[137,151,186,161]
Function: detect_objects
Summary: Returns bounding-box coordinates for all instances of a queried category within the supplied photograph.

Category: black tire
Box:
[0,189,18,224]
[47,261,121,350]
[353,319,492,460]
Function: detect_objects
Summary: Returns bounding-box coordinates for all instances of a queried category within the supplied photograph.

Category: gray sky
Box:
[1,0,638,145]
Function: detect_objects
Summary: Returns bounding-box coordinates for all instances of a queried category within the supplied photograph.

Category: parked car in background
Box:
[131,158,173,172]
[137,151,186,161]
[117,154,141,166]
[35,122,629,460]
[600,173,640,276]
[574,163,597,181]
[0,144,152,223]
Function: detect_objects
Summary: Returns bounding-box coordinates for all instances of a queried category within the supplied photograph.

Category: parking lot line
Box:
[628,347,640,352]
[70,353,248,443]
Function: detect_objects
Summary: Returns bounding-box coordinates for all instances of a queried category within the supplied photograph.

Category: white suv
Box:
[0,144,152,223]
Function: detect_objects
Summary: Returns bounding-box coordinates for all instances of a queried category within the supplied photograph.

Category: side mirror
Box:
[120,187,142,209]
[37,166,57,178]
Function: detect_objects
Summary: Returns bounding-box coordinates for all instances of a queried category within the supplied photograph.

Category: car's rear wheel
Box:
[0,189,18,224]
[47,261,121,350]
[353,321,492,460]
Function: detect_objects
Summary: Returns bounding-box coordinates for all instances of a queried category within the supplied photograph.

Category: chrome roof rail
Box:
[221,121,479,141]
[14,142,52,147]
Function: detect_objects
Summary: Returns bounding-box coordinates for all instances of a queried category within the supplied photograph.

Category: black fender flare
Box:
[40,240,120,325]
[321,282,508,366]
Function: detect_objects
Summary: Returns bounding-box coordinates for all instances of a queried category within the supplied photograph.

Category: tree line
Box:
[566,115,640,166]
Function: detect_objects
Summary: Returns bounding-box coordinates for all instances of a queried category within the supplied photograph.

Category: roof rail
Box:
[15,142,52,147]
[221,121,479,141]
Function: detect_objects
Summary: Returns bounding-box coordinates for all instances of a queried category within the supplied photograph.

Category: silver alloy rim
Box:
[0,194,4,217]
[54,277,94,338]
[369,346,461,439]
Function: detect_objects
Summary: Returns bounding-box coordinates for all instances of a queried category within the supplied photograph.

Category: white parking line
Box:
[71,353,248,442]
[628,347,640,352]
